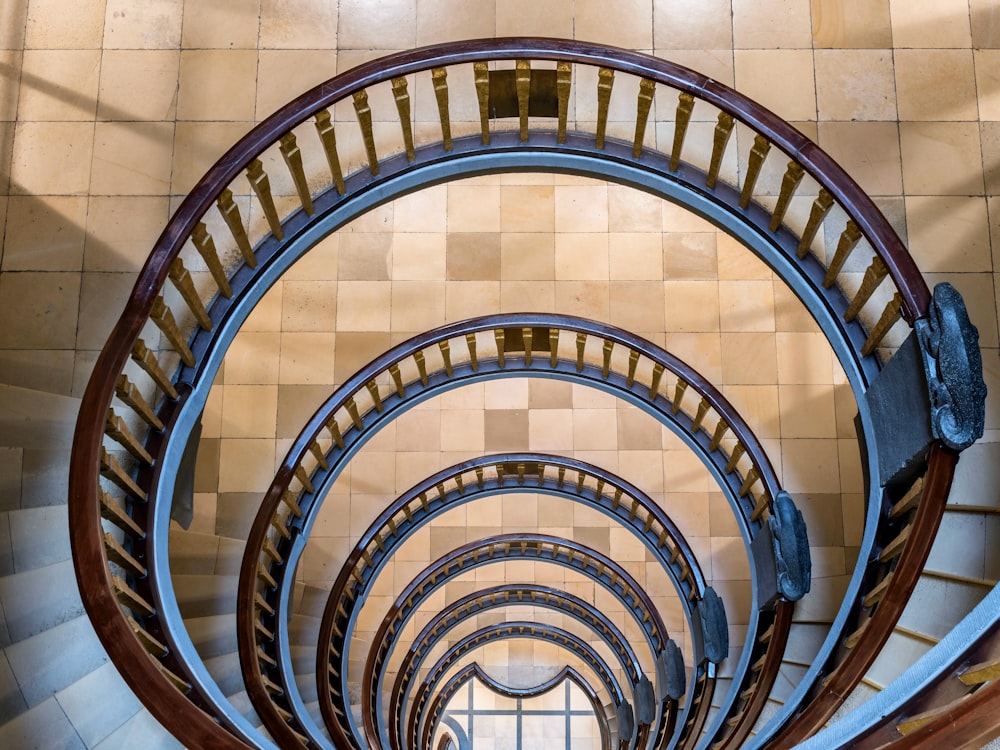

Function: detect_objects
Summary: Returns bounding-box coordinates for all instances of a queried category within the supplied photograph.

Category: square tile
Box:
[719,280,775,332]
[555,185,608,233]
[653,0,733,49]
[817,122,903,197]
[84,197,168,272]
[814,50,896,121]
[811,0,892,48]
[905,196,992,273]
[103,0,183,49]
[416,0,495,45]
[500,234,554,280]
[24,0,106,49]
[975,50,1000,121]
[336,281,390,330]
[778,384,838,437]
[2,196,86,271]
[278,332,336,385]
[10,122,93,196]
[894,49,977,121]
[281,279,338,331]
[664,233,718,280]
[889,0,973,48]
[447,233,500,280]
[664,280,719,332]
[0,272,79,349]
[610,281,664,332]
[177,50,259,121]
[338,0,415,48]
[899,122,983,195]
[732,0,813,48]
[576,0,652,48]
[484,410,528,451]
[496,0,574,37]
[184,0,261,49]
[500,185,554,233]
[256,50,336,119]
[91,121,174,196]
[448,183,501,233]
[390,280,445,331]
[720,332,777,385]
[18,50,100,121]
[554,234,609,281]
[609,233,663,281]
[734,50,817,122]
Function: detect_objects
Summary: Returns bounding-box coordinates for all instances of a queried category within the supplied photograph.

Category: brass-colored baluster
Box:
[707,112,735,189]
[258,561,278,587]
[557,467,566,487]
[474,62,491,145]
[691,398,710,432]
[797,188,834,259]
[278,132,314,215]
[366,380,383,412]
[431,67,452,151]
[104,532,145,577]
[294,464,314,493]
[101,446,146,501]
[739,134,771,208]
[844,255,888,322]
[246,159,283,240]
[389,363,405,398]
[549,329,559,367]
[595,67,614,149]
[516,59,531,142]
[115,374,164,431]
[352,90,379,175]
[345,397,363,430]
[262,538,282,563]
[112,575,154,617]
[314,109,346,194]
[150,296,195,367]
[649,363,664,399]
[191,223,232,298]
[862,292,903,357]
[671,379,688,414]
[474,467,485,489]
[522,327,532,366]
[575,332,587,372]
[495,329,506,368]
[670,92,695,172]
[750,493,770,522]
[466,332,478,371]
[625,349,639,387]
[308,440,328,470]
[598,339,613,378]
[217,189,255,268]
[516,462,526,485]
[632,78,655,158]
[556,62,571,143]
[739,466,760,497]
[409,350,427,387]
[725,443,745,473]
[389,76,416,162]
[770,161,805,231]
[496,463,506,486]
[106,408,152,464]
[168,257,212,331]
[130,339,178,400]
[439,340,453,376]
[822,220,863,288]
[326,417,345,449]
[99,489,144,537]
[709,419,729,451]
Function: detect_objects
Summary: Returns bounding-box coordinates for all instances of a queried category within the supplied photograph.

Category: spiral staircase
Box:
[2,36,997,750]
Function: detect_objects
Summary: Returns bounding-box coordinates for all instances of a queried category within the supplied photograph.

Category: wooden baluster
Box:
[549,328,559,367]
[278,132,315,215]
[308,440,328,470]
[439,340,453,376]
[690,398,710,432]
[246,159,283,240]
[595,68,614,149]
[112,575,155,617]
[770,161,805,231]
[366,380,383,412]
[739,134,771,208]
[389,363,405,398]
[127,615,168,657]
[516,59,530,142]
[99,489,144,537]
[115,373,164,431]
[474,62,491,145]
[797,188,834,259]
[709,419,729,451]
[822,220,863,288]
[556,62,571,144]
[575,332,587,372]
[345,397,363,430]
[844,255,888,322]
[217,188,255,268]
[495,329,506,368]
[670,92,695,172]
[672,378,688,414]
[726,442,745,473]
[191,222,232,298]
[414,350,428,385]
[294,465,314,493]
[625,348,639,387]
[389,76,416,162]
[466,332,478,371]
[739,466,760,497]
[314,109,346,194]
[131,338,178,399]
[522,327,532,366]
[601,339,614,378]
[632,78,655,158]
[104,532,146,577]
[431,67,452,151]
[106,408,152,464]
[326,417,345,449]
[649,363,664,399]
[352,89,379,175]
[862,292,903,356]
[150,296,195,367]
[100,446,146,501]
[750,493,770,522]
[707,112,735,189]
[168,257,212,331]
[262,537,282,563]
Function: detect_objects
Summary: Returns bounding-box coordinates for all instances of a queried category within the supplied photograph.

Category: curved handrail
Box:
[385,583,648,750]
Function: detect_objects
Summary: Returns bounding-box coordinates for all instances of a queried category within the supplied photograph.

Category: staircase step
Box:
[173,575,238,618]
[0,559,83,644]
[91,706,183,750]
[53,662,142,748]
[185,613,238,659]
[0,696,86,750]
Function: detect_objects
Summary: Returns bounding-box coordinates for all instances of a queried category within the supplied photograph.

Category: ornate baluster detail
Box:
[690,398,710,432]
[670,92,695,171]
[861,292,903,356]
[366,380,383,412]
[390,76,416,162]
[246,159,283,240]
[431,67,452,151]
[495,329,506,368]
[389,363,405,398]
[278,132,314,215]
[101,446,146,501]
[167,257,212,331]
[516,59,530,142]
[672,379,688,414]
[106,408,152,464]
[844,255,888,322]
[326,417,345,449]
[150,296,195,367]
[217,188,255,267]
[414,350,428,385]
[116,374,164,431]
[707,112,735,189]
[739,467,760,498]
[190,222,232,298]
[649,362,664,399]
[352,89,379,175]
[522,327,532,366]
[602,339,614,378]
[575,332,587,372]
[549,329,559,367]
[439,340,453,376]
[797,188,834,259]
[556,62,571,144]
[725,443,745,473]
[345,397,363,430]
[770,161,805,231]
[595,67,614,149]
[632,78,655,158]
[466,332,478,370]
[822,220,863,288]
[314,109,346,194]
[739,134,771,208]
[294,465,314,493]
[709,419,729,451]
[131,338,178,399]
[474,62,491,145]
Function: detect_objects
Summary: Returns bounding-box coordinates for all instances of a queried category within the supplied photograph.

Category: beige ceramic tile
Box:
[555,281,609,320]
[779,439,841,493]
[220,385,278,438]
[554,234,609,281]
[415,0,495,45]
[256,50,336,120]
[720,332,777,385]
[218,439,277,492]
[778,384,838,437]
[905,196,992,273]
[393,185,447,232]
[719,280,775,332]
[734,50,817,122]
[811,0,893,48]
[776,332,834,384]
[664,280,719,332]
[500,234,555,281]
[817,122,903,197]
[731,0,813,48]
[97,50,179,122]
[894,50,978,122]
[576,0,653,49]
[177,50,259,121]
[338,0,416,49]
[970,0,1000,48]
[281,280,337,331]
[814,50,896,122]
[499,185,554,233]
[528,409,574,451]
[18,50,100,121]
[899,122,984,195]
[390,280,445,331]
[609,233,663,281]
[663,233,718,280]
[183,0,260,49]
[103,0,183,49]
[448,280,501,319]
[391,232,446,280]
[2,196,86,271]
[10,122,93,196]
[171,122,253,195]
[337,281,391,330]
[24,0,106,49]
[0,272,80,349]
[496,0,574,37]
[555,185,608,233]
[447,233,500,280]
[223,331,281,385]
[889,0,973,48]
[608,186,662,233]
[975,50,1000,121]
[75,272,134,349]
[91,121,174,196]
[610,281,665,332]
[653,0,733,49]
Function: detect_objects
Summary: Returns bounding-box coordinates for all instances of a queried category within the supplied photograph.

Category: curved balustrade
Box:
[67,37,974,750]
[409,623,628,750]
[386,583,648,750]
